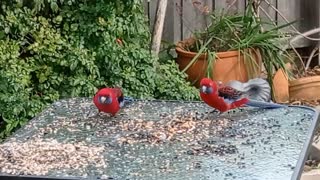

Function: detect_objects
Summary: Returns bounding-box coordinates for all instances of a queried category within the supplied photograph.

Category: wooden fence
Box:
[143,0,319,48]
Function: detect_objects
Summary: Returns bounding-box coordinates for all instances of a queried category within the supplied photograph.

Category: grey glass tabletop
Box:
[0,98,318,180]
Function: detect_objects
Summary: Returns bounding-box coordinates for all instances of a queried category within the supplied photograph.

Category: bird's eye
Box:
[206,87,213,94]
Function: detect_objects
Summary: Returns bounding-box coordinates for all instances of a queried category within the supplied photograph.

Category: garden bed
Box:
[0,98,317,180]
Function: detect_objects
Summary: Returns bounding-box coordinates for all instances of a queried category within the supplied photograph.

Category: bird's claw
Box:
[203,109,219,120]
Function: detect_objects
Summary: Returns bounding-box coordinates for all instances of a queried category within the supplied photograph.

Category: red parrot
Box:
[93,87,133,117]
[200,78,285,113]
[200,78,249,113]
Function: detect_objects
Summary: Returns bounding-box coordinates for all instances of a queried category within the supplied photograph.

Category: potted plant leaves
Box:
[175,1,295,89]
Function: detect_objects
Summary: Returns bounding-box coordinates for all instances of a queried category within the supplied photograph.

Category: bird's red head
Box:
[94,88,114,105]
[199,78,218,95]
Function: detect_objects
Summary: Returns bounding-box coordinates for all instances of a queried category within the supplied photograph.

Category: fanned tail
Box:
[124,96,134,104]
[244,78,271,102]
[226,78,271,102]
[119,96,135,108]
[245,99,286,109]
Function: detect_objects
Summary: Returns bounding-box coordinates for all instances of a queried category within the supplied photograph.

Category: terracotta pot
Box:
[272,63,291,103]
[175,38,262,87]
[289,76,320,100]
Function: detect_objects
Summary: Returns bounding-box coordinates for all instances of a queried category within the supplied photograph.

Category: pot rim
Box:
[175,37,259,59]
[175,46,244,59]
[289,76,320,87]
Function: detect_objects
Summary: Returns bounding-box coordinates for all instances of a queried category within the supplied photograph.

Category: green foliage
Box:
[0,0,198,138]
[154,60,199,100]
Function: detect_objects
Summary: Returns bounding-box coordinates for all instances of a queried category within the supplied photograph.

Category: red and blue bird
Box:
[93,87,133,117]
[199,77,286,113]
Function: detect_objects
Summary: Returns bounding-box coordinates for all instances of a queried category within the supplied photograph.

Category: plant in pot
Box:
[175,0,295,94]
[272,28,320,103]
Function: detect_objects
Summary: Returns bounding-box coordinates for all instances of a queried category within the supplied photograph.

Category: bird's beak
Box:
[99,96,112,104]
[100,96,107,103]
[200,86,208,94]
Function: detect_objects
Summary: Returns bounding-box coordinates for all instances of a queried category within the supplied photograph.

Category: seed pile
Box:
[0,139,106,176]
[40,111,237,154]
[109,113,231,145]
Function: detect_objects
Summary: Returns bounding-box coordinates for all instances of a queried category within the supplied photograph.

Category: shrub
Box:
[0,0,199,138]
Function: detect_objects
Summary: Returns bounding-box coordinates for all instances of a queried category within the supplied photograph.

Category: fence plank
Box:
[143,1,150,27]
[144,0,316,48]
[181,0,213,40]
[277,0,301,33]
[149,0,158,31]
[300,0,319,31]
[162,0,182,43]
[215,0,246,14]
[259,0,277,30]
[143,1,149,16]
[297,0,318,48]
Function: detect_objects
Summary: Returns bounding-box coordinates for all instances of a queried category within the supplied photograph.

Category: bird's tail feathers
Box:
[244,78,271,102]
[124,96,134,103]
[120,96,135,108]
[245,99,286,109]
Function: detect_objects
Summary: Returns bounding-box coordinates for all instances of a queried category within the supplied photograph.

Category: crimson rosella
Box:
[199,78,285,113]
[93,87,133,117]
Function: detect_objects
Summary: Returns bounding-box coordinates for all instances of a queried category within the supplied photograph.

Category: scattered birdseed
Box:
[0,139,106,176]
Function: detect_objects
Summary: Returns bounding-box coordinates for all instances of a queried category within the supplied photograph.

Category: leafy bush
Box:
[0,0,198,138]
